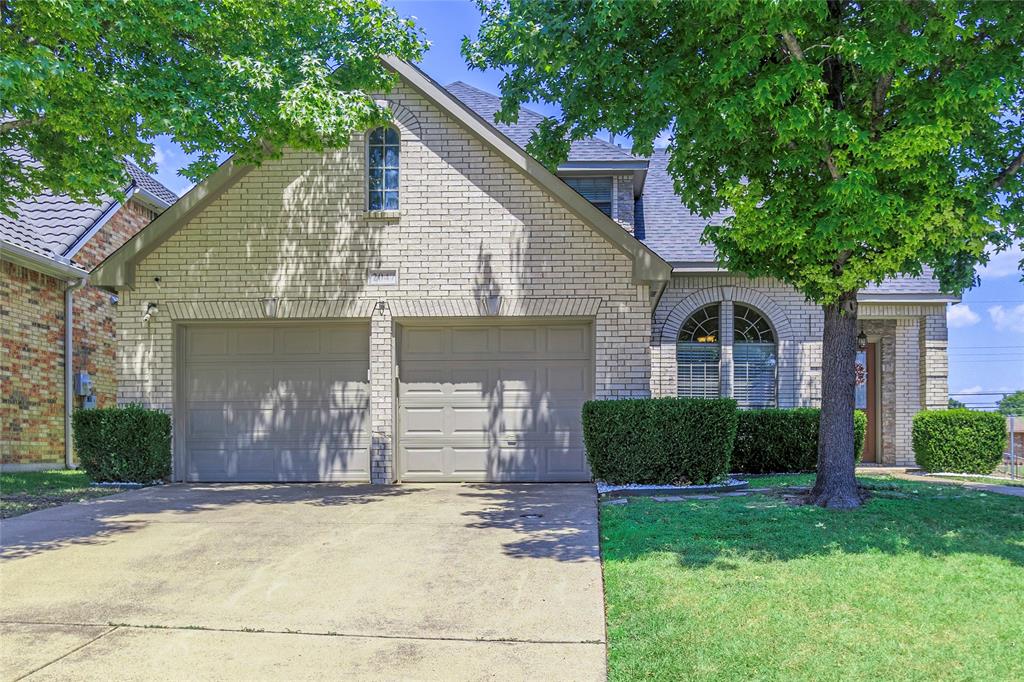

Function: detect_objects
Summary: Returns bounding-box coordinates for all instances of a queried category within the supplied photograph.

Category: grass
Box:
[0,470,129,518]
[602,474,1024,681]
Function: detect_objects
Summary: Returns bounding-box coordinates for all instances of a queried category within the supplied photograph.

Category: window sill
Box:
[365,210,402,221]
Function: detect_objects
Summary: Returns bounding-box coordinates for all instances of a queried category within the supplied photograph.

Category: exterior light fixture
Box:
[262,297,279,318]
[142,302,158,322]
[857,331,868,350]
[374,300,388,316]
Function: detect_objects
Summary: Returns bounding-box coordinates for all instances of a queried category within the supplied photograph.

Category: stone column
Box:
[892,317,921,465]
[719,300,734,399]
[369,304,396,483]
[921,313,949,411]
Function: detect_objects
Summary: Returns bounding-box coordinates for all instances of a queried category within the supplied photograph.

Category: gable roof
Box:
[0,157,176,265]
[90,58,672,288]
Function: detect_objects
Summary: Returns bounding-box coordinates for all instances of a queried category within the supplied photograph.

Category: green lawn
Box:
[0,470,128,518]
[602,475,1024,681]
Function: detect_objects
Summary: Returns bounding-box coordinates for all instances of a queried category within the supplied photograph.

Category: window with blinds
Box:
[563,176,613,216]
[733,304,777,408]
[677,304,721,399]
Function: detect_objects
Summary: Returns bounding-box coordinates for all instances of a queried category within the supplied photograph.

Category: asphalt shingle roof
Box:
[0,159,176,261]
[445,82,637,162]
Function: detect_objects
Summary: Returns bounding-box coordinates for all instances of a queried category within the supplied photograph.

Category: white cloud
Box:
[947,304,981,328]
[955,385,985,395]
[988,303,1024,333]
[980,244,1022,279]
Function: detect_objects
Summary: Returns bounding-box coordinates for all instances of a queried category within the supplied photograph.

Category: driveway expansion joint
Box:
[11,624,119,681]
[0,620,606,647]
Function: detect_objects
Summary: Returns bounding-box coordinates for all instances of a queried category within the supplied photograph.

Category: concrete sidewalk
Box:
[858,466,1024,498]
[1,483,605,681]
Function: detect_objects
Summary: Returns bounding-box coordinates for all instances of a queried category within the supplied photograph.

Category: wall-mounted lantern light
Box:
[262,297,279,318]
[857,331,868,351]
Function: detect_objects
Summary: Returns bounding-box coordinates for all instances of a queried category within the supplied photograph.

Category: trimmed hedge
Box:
[731,408,867,474]
[913,409,1006,473]
[582,397,738,485]
[73,404,172,483]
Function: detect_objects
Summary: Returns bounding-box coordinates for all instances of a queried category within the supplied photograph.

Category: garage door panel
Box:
[181,322,370,482]
[402,448,445,476]
[498,327,540,354]
[399,322,592,482]
[451,327,490,354]
[547,326,588,355]
[188,329,229,357]
[545,447,587,475]
[452,448,489,474]
[185,368,229,400]
[235,329,275,355]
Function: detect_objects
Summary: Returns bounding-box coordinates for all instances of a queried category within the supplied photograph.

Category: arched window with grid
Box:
[733,304,777,408]
[677,304,721,399]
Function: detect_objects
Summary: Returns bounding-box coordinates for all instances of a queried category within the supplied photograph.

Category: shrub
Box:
[73,404,172,483]
[582,397,738,485]
[731,408,867,474]
[913,409,1006,474]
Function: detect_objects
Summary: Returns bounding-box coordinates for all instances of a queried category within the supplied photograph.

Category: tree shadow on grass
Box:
[600,480,1024,570]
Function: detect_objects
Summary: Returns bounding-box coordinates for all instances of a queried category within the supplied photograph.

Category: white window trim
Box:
[365,125,401,215]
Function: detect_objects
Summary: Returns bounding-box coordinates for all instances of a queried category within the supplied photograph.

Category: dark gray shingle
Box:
[0,158,177,260]
[445,82,637,162]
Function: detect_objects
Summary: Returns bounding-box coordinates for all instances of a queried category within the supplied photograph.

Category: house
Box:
[0,161,177,469]
[88,58,952,483]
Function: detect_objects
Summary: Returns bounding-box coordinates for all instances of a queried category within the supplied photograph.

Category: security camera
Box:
[143,302,158,322]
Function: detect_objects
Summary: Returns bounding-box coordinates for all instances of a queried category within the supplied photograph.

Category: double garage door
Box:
[180,320,592,483]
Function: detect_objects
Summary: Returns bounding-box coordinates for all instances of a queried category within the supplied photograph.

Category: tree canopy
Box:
[466,0,1024,507]
[998,390,1024,416]
[1,0,426,216]
[466,0,1023,302]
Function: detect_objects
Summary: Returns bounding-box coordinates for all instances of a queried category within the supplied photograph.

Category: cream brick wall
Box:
[652,274,949,466]
[115,79,652,482]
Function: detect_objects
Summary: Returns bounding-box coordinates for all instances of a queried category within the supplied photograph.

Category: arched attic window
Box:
[677,304,721,399]
[733,304,778,408]
[367,126,400,210]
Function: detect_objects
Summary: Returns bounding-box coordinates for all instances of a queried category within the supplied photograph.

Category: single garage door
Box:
[179,322,370,482]
[398,321,593,482]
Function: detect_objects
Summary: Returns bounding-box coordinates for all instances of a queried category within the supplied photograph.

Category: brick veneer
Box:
[651,273,949,465]
[114,79,653,483]
[0,198,158,466]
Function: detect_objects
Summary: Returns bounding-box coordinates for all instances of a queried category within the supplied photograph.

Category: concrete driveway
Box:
[0,483,605,681]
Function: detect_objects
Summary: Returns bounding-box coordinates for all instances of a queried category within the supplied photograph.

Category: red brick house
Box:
[0,161,177,469]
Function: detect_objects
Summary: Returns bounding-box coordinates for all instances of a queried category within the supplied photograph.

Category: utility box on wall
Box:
[73,372,92,397]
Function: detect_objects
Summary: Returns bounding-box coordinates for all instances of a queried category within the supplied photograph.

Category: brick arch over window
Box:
[376,99,422,138]
[654,286,797,405]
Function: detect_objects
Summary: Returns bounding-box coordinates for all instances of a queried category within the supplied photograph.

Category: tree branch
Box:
[780,31,806,62]
[870,73,893,135]
[0,117,42,133]
[994,148,1024,190]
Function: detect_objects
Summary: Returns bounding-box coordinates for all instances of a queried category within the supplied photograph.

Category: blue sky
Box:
[147,0,1024,407]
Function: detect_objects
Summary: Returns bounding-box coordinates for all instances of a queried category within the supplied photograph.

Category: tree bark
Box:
[809,290,863,508]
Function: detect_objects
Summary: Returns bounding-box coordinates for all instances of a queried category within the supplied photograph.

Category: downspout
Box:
[65,277,87,468]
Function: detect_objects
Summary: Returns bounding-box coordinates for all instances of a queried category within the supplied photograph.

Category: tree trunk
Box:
[809,290,864,509]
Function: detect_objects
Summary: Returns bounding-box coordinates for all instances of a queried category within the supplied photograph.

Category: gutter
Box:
[64,277,87,469]
[1,241,90,280]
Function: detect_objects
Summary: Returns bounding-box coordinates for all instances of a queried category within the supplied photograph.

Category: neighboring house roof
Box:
[444,82,638,163]
[90,58,672,289]
[0,158,176,267]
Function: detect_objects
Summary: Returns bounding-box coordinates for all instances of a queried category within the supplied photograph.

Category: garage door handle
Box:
[505,436,518,446]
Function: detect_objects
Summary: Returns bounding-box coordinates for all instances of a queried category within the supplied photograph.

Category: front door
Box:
[855,342,878,463]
